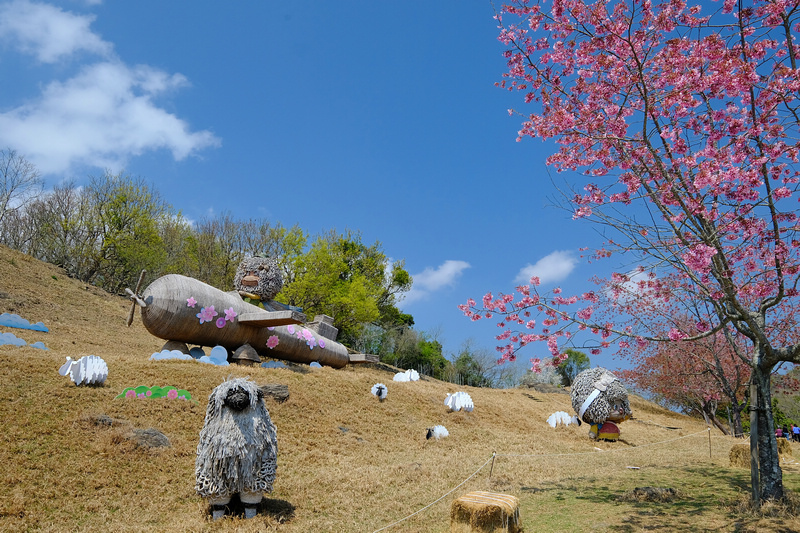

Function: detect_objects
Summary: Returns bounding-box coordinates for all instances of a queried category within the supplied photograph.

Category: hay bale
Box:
[731,440,793,469]
[779,437,793,457]
[730,443,751,468]
[450,491,521,533]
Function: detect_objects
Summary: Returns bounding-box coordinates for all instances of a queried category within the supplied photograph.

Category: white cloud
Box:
[513,250,578,285]
[0,0,111,62]
[0,0,220,175]
[401,260,470,306]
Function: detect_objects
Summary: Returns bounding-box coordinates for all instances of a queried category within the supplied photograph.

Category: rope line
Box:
[371,455,495,533]
[496,427,711,458]
[371,427,711,532]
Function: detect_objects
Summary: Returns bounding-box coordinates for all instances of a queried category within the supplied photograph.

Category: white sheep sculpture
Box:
[444,391,474,412]
[58,355,108,386]
[546,411,581,428]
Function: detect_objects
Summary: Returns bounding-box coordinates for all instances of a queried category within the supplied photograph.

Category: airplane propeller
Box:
[125,270,148,327]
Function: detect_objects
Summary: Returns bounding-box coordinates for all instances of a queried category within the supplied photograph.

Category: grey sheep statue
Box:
[195,377,278,519]
[570,367,632,441]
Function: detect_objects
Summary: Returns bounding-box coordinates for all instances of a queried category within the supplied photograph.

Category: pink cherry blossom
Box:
[186,297,197,308]
[267,335,279,349]
[196,306,217,324]
[224,307,237,322]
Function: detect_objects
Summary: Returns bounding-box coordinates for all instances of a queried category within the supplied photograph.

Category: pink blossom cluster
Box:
[471,0,800,371]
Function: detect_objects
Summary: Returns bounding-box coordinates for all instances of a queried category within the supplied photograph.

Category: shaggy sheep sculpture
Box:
[570,367,632,440]
[234,256,284,308]
[195,377,278,520]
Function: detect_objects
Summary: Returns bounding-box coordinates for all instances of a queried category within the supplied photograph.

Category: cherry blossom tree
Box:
[461,0,800,502]
[618,315,751,437]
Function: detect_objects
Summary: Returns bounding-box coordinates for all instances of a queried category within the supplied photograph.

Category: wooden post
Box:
[489,451,497,478]
[750,379,760,505]
[701,411,712,460]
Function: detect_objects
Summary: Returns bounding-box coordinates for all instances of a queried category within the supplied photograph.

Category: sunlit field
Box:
[2,245,800,533]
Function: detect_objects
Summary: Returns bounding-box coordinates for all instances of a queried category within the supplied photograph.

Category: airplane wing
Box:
[237,310,306,327]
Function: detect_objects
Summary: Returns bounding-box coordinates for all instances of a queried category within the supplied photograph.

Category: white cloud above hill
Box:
[401,260,470,306]
[0,0,219,175]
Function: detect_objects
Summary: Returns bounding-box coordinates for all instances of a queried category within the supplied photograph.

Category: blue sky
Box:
[0,0,624,373]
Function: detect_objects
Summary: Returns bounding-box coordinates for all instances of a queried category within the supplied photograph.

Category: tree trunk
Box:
[752,365,784,501]
[730,404,745,438]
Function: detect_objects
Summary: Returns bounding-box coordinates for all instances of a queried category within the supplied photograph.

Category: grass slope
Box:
[1,244,799,532]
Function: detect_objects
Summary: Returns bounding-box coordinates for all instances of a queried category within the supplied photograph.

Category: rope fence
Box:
[371,427,713,532]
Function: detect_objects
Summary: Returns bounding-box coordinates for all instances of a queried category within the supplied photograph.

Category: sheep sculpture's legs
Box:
[240,491,262,519]
[209,497,229,520]
[209,492,262,520]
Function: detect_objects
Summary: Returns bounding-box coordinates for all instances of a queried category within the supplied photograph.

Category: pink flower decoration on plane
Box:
[302,328,317,349]
[186,296,197,308]
[197,306,218,324]
[319,338,326,349]
[215,317,226,328]
[287,324,295,334]
[224,307,237,322]
[267,335,279,349]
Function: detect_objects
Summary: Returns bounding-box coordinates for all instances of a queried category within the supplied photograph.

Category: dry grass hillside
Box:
[1,244,800,532]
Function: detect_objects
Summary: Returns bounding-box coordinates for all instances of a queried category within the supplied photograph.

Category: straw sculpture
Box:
[570,367,632,440]
[195,377,278,519]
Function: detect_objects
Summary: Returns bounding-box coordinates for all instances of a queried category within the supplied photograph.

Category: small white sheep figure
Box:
[393,369,420,382]
[195,377,278,520]
[58,356,108,386]
[426,425,449,440]
[371,383,388,401]
[546,411,582,428]
[444,391,474,412]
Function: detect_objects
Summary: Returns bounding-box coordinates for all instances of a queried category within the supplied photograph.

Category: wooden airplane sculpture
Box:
[125,270,357,368]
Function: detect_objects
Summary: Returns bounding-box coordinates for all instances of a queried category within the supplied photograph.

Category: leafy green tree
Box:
[555,349,590,386]
[83,172,169,292]
[380,327,448,379]
[277,230,411,345]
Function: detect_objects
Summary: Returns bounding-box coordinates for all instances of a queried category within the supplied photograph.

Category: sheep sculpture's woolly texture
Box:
[570,367,632,429]
[233,256,283,303]
[195,377,277,519]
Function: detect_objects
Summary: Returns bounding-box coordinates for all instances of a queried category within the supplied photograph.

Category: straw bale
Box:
[731,439,793,468]
[730,443,751,468]
[778,437,793,457]
[450,491,521,533]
